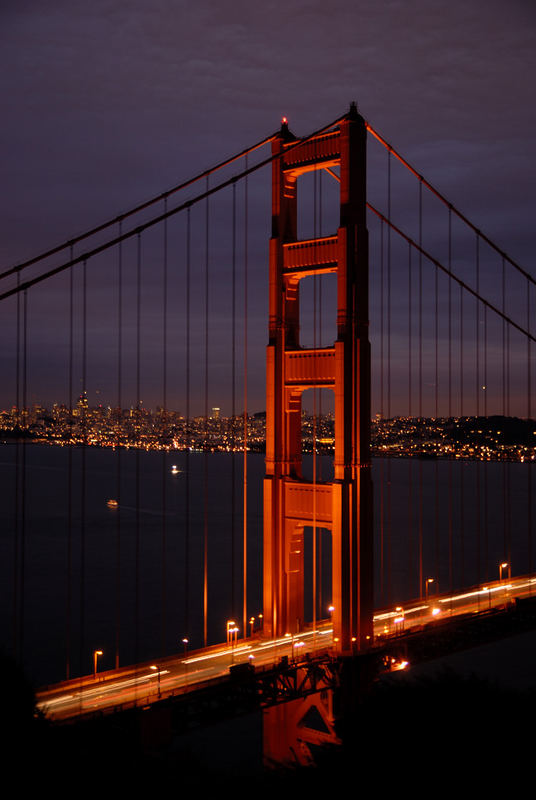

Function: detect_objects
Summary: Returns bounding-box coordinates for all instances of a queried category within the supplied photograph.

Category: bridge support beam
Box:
[263,104,373,652]
[263,690,340,768]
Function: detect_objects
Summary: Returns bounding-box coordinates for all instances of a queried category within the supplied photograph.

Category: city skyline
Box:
[3,398,534,462]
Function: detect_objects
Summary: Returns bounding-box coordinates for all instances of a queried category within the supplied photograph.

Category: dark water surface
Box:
[0,443,533,686]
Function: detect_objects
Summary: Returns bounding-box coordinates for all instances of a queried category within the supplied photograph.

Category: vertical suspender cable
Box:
[80,260,87,684]
[407,241,413,597]
[502,258,508,566]
[435,253,439,422]
[502,258,506,412]
[135,235,141,673]
[448,209,453,596]
[243,156,249,641]
[20,289,28,666]
[231,183,237,621]
[475,234,480,416]
[527,278,532,576]
[318,167,323,617]
[448,211,452,417]
[459,284,465,587]
[484,303,488,582]
[13,274,20,657]
[418,179,423,598]
[506,286,512,574]
[184,208,191,641]
[313,161,318,635]
[507,327,511,416]
[115,224,122,669]
[161,202,168,657]
[475,234,481,586]
[379,220,385,605]
[387,148,391,421]
[66,245,74,679]
[386,148,392,603]
[434,242,439,587]
[204,177,209,648]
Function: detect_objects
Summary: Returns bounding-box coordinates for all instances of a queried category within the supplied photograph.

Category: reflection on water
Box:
[0,443,533,685]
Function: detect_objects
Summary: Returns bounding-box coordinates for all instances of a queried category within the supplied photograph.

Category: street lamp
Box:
[499,562,508,582]
[425,578,435,603]
[226,620,237,645]
[150,664,161,698]
[249,616,255,637]
[394,607,405,634]
[182,637,189,690]
[294,641,305,661]
[93,649,103,680]
[229,624,239,662]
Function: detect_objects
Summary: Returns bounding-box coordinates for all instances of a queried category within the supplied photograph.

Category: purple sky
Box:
[1,0,535,416]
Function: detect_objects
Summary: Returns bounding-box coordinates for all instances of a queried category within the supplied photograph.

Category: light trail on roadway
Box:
[37,574,536,721]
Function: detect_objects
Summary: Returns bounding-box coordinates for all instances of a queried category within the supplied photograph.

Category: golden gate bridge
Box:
[0,105,534,755]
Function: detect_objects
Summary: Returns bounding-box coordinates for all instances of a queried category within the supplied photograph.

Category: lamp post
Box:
[249,616,255,637]
[229,624,239,663]
[150,665,161,698]
[394,607,404,635]
[425,578,435,603]
[182,637,189,690]
[499,562,508,582]
[93,649,103,680]
[226,620,236,645]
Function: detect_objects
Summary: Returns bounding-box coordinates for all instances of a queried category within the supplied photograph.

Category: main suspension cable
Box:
[367,204,536,342]
[365,122,536,288]
[0,115,347,304]
[0,133,278,283]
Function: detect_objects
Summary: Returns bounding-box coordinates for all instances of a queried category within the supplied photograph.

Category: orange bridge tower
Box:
[263,103,373,653]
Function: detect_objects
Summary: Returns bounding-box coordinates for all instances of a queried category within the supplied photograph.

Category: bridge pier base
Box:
[263,689,340,768]
[262,651,380,769]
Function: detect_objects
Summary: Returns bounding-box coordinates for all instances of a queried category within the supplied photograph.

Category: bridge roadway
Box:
[37,574,536,722]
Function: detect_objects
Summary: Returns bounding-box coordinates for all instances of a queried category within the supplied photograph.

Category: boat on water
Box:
[107,499,118,509]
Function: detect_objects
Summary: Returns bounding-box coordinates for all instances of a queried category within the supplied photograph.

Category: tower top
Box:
[347,101,359,119]
[279,116,295,142]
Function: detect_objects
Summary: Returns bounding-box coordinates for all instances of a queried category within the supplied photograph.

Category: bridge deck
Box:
[37,574,536,722]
